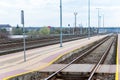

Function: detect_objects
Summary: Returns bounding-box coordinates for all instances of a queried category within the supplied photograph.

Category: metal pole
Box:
[99,16,102,34]
[96,8,101,36]
[103,14,105,33]
[88,0,90,39]
[68,24,70,35]
[69,26,70,35]
[103,14,104,28]
[73,26,74,35]
[21,10,26,62]
[75,13,77,28]
[79,24,82,35]
[60,0,62,47]
[79,24,81,35]
[81,24,83,35]
[74,12,77,35]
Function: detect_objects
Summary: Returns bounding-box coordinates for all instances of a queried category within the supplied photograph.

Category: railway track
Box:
[0,35,88,55]
[87,37,115,80]
[44,34,116,80]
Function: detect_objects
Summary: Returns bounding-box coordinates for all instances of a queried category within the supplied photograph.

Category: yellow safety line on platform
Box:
[3,47,79,80]
[115,41,119,80]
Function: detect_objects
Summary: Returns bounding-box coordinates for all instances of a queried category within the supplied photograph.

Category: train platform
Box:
[116,34,120,80]
[41,64,116,73]
[0,35,107,80]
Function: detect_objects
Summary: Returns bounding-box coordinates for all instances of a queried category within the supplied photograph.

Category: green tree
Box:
[12,27,23,35]
[54,28,60,34]
[27,30,38,37]
[0,28,7,33]
[0,28,8,38]
[39,26,50,35]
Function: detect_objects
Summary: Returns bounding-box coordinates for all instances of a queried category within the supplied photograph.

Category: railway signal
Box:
[21,10,26,62]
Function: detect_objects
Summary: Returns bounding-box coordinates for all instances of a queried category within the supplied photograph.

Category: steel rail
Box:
[0,35,90,50]
[0,36,89,56]
[0,36,84,47]
[0,35,79,44]
[44,36,110,80]
[88,37,115,80]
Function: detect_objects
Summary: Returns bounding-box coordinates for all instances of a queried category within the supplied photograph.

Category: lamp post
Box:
[60,0,62,47]
[88,0,90,39]
[21,10,26,62]
[74,12,77,35]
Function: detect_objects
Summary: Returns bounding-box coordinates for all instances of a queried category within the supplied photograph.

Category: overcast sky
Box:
[0,0,120,27]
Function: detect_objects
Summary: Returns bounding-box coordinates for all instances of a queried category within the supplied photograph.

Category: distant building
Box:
[25,27,41,31]
[99,27,120,33]
[0,24,12,32]
[0,24,12,38]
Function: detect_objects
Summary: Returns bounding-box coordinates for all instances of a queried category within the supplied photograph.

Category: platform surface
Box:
[40,64,116,73]
[0,35,107,80]
[116,34,120,80]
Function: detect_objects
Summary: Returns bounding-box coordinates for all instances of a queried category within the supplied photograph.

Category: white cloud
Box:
[0,0,120,27]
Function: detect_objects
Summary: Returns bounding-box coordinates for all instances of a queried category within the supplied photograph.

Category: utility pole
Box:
[60,0,63,47]
[88,0,90,39]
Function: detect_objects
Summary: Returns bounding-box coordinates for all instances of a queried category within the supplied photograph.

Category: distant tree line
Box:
[12,26,51,37]
[0,28,8,38]
[12,26,98,38]
[27,26,50,37]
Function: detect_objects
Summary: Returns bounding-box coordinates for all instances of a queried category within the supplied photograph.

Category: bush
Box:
[39,26,50,35]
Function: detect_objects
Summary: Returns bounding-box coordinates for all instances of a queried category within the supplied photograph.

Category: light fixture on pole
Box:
[21,10,26,62]
[60,0,63,47]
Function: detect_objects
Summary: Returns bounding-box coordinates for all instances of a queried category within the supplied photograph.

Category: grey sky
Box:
[0,0,120,27]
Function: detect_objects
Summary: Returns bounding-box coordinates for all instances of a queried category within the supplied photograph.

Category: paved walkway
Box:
[0,35,107,80]
[116,34,120,80]
[41,64,116,73]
